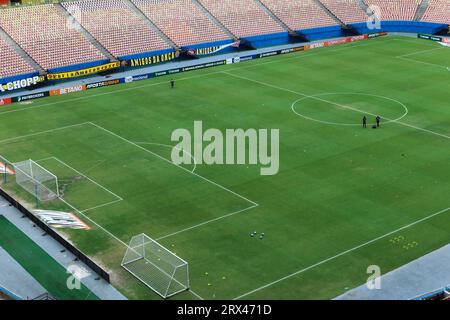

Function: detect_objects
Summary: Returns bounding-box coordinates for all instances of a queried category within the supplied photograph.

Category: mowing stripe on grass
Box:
[222,71,450,141]
[42,157,123,201]
[396,46,446,58]
[396,56,448,70]
[0,215,97,300]
[234,207,450,300]
[0,122,90,145]
[0,39,391,118]
[88,122,258,207]
[156,204,259,241]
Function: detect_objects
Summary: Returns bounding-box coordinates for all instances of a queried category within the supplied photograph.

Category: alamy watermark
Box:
[366,265,382,290]
[366,5,381,30]
[66,264,90,290]
[171,121,279,176]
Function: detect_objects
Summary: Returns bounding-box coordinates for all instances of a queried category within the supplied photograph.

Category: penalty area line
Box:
[88,122,258,207]
[234,207,450,300]
[0,122,91,145]
[156,204,259,241]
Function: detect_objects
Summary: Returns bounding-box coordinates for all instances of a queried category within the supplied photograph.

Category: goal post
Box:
[0,155,15,184]
[13,159,59,202]
[122,234,189,298]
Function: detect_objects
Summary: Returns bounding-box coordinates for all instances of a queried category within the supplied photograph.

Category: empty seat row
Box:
[133,0,230,47]
[260,0,336,31]
[0,37,34,78]
[0,4,105,70]
[421,0,450,24]
[63,0,170,58]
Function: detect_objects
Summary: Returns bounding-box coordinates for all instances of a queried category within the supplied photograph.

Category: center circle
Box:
[291,92,408,126]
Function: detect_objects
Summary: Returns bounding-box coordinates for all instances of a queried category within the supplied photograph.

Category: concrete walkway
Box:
[0,246,47,299]
[335,244,450,300]
[0,196,127,300]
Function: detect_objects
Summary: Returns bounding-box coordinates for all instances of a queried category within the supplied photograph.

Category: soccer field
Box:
[1,36,450,300]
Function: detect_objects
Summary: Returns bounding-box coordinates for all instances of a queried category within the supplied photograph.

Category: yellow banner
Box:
[47,62,121,81]
[128,51,178,67]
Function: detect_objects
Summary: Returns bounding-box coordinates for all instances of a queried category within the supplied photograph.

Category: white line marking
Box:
[234,207,450,299]
[36,156,124,213]
[396,56,448,70]
[134,141,197,173]
[0,39,386,118]
[0,122,90,144]
[89,122,258,207]
[80,199,123,213]
[157,204,258,241]
[45,156,123,201]
[189,290,204,300]
[389,38,438,47]
[396,46,445,58]
[222,72,450,141]
[291,92,408,126]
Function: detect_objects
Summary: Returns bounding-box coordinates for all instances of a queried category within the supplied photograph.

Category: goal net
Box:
[13,159,59,202]
[122,233,189,298]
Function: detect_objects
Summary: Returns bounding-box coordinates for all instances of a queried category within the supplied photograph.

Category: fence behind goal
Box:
[122,233,189,298]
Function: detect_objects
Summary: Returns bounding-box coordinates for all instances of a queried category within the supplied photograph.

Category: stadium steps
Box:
[192,0,238,41]
[124,0,180,50]
[315,0,347,27]
[414,0,430,21]
[56,3,116,61]
[359,0,371,16]
[0,26,44,75]
[253,0,309,41]
[253,0,293,34]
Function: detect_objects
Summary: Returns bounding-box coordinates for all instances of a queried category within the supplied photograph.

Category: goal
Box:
[122,233,189,298]
[13,159,59,202]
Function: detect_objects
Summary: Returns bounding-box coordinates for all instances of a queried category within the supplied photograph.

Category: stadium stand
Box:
[0,4,105,70]
[0,37,34,78]
[421,0,450,24]
[260,0,336,31]
[132,0,231,47]
[364,0,422,21]
[63,0,171,58]
[198,0,284,38]
[320,0,368,24]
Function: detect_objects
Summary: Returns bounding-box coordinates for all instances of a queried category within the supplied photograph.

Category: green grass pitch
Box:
[0,216,97,300]
[1,36,450,300]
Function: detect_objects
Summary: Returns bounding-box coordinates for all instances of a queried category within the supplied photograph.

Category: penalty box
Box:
[0,123,255,238]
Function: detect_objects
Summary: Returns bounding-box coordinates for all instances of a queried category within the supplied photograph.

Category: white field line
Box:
[0,39,390,118]
[222,72,450,141]
[47,156,123,201]
[189,290,204,300]
[0,120,257,224]
[234,207,450,300]
[0,143,204,300]
[396,46,445,58]
[88,122,258,207]
[45,182,205,300]
[80,199,123,213]
[396,56,448,70]
[389,38,439,47]
[35,156,124,213]
[133,141,198,173]
[0,122,90,144]
[156,204,259,241]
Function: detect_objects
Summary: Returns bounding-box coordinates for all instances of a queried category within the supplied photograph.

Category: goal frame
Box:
[13,159,60,202]
[121,233,190,299]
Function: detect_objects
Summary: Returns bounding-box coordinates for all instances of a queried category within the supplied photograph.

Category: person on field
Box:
[362,116,367,128]
[376,115,381,128]
[170,79,175,89]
